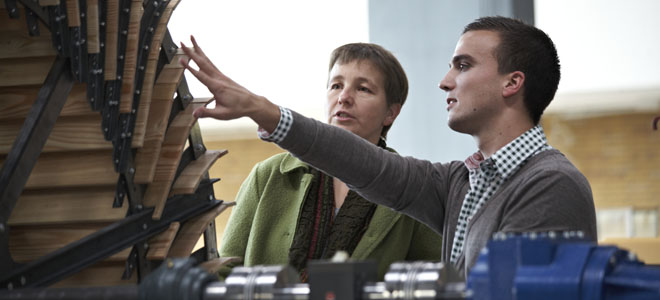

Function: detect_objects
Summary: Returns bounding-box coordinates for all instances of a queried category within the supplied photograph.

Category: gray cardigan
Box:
[277,111,597,276]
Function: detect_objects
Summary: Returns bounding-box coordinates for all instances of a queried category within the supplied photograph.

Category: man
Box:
[180,16,597,276]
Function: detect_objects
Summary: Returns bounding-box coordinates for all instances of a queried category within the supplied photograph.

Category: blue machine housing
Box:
[467,232,660,300]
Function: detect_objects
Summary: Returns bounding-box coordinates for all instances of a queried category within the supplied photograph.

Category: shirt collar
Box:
[464,125,550,180]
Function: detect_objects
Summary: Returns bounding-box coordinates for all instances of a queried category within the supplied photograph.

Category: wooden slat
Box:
[131,0,182,148]
[142,102,206,219]
[0,84,93,121]
[39,0,61,6]
[104,0,118,80]
[0,28,56,59]
[0,8,24,32]
[86,0,100,53]
[134,53,188,184]
[146,222,179,260]
[52,261,136,287]
[118,0,143,113]
[9,224,108,262]
[170,150,227,196]
[0,56,56,87]
[8,186,126,225]
[199,256,243,274]
[0,115,111,154]
[167,203,231,257]
[66,0,81,27]
[0,150,117,189]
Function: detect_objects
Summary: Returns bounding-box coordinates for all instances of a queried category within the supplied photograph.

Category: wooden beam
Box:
[167,202,231,257]
[132,0,182,149]
[8,186,126,225]
[199,256,243,274]
[170,149,227,196]
[118,0,143,113]
[0,29,56,59]
[38,0,61,6]
[0,56,56,87]
[142,102,206,219]
[86,0,100,54]
[0,84,93,121]
[9,224,110,263]
[52,261,136,287]
[146,222,179,260]
[104,0,118,80]
[0,150,117,189]
[66,0,81,27]
[134,53,189,184]
[0,115,112,155]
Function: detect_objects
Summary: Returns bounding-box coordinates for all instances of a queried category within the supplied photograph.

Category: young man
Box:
[181,16,597,276]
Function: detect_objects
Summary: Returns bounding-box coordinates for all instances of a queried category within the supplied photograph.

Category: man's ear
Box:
[502,71,525,98]
[383,103,402,127]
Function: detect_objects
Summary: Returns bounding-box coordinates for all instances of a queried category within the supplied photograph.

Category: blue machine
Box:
[468,232,660,300]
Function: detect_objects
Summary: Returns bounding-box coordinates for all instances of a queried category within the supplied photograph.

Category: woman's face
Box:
[326,60,400,145]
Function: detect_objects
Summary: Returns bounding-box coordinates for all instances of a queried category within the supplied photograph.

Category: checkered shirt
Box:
[258,106,293,143]
[449,125,552,265]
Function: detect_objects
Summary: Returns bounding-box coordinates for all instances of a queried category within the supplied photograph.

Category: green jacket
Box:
[219,152,442,279]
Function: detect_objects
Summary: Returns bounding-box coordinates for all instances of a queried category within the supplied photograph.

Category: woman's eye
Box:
[358,86,371,93]
[330,83,341,90]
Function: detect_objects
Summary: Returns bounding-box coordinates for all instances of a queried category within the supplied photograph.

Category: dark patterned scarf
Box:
[288,141,388,281]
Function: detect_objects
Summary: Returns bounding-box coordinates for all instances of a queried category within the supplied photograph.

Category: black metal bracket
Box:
[69,0,89,82]
[16,0,50,25]
[24,6,39,36]
[0,56,74,275]
[87,0,107,111]
[47,1,70,57]
[155,29,177,79]
[4,0,18,18]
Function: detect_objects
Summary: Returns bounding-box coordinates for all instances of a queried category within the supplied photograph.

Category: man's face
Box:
[439,30,508,135]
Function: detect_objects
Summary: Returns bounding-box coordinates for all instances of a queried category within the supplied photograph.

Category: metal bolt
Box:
[139,65,145,71]
[143,45,149,51]
[115,159,119,164]
[142,223,148,230]
[104,127,109,132]
[136,204,143,210]
[129,168,135,174]
[117,75,122,80]
[153,1,158,6]
[100,21,106,26]
[10,8,16,14]
[209,195,214,201]
[100,42,105,48]
[119,193,124,198]
[143,243,149,249]
[167,260,174,268]
[20,276,26,285]
[135,89,141,95]
[122,30,127,35]
[0,223,5,233]
[118,55,124,60]
[80,12,85,18]
[627,252,638,262]
[548,231,556,239]
[148,27,154,33]
[132,109,137,114]
[124,8,129,13]
[155,12,160,17]
[7,283,13,290]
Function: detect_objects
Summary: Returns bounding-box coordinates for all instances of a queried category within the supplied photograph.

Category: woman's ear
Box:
[383,103,402,126]
[502,71,525,98]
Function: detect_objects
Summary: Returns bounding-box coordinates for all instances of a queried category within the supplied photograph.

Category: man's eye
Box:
[458,63,470,71]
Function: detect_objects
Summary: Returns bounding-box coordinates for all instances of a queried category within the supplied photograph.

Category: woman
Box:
[218,43,442,280]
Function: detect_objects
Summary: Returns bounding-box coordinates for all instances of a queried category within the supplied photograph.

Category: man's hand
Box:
[180,36,280,132]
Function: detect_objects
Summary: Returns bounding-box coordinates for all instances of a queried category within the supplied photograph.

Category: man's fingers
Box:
[188,36,223,76]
